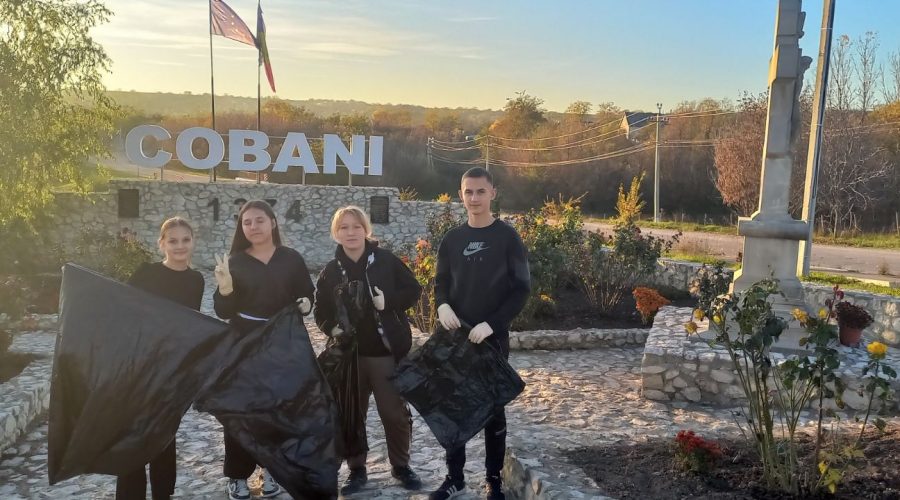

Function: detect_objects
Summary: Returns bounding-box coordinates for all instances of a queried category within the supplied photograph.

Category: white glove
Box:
[213,253,233,296]
[331,325,345,338]
[297,297,311,314]
[468,322,494,344]
[371,286,385,311]
[437,303,461,330]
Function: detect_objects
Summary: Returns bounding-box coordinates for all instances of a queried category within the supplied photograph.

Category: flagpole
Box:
[256,0,262,184]
[208,0,217,182]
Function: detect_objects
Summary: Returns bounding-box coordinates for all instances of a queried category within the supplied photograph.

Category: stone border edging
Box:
[0,358,52,454]
[0,314,58,333]
[509,328,648,351]
[503,444,614,499]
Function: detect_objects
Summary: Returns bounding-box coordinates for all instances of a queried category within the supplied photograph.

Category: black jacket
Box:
[315,241,422,360]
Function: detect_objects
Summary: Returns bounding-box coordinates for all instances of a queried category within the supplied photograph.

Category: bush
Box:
[70,227,154,281]
[632,287,670,325]
[507,196,584,328]
[688,279,897,495]
[404,204,464,332]
[0,276,31,320]
[571,222,678,314]
[674,430,722,474]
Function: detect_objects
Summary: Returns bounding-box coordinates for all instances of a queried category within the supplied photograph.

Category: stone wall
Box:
[49,180,463,270]
[648,259,900,347]
[641,306,900,412]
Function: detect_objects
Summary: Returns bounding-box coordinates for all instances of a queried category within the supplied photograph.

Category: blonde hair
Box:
[158,216,194,242]
[330,205,374,243]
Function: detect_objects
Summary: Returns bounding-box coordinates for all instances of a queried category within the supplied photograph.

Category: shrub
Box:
[71,228,153,281]
[507,196,584,328]
[398,186,419,201]
[834,301,873,330]
[404,204,464,332]
[674,430,722,474]
[688,278,897,495]
[0,276,31,320]
[615,173,646,224]
[571,222,678,314]
[632,287,670,325]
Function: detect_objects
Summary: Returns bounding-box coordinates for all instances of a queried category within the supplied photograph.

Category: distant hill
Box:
[107,90,511,126]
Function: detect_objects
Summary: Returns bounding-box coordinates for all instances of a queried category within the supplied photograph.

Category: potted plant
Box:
[834,301,873,347]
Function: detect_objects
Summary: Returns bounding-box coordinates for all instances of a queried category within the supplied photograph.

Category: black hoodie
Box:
[315,240,422,359]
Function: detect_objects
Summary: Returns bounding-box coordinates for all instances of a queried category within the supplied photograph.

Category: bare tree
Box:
[817,125,891,235]
[880,49,900,104]
[855,31,882,120]
[828,35,854,112]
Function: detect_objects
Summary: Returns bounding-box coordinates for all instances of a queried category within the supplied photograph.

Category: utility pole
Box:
[484,136,490,172]
[652,103,664,222]
[426,137,434,170]
[798,0,836,276]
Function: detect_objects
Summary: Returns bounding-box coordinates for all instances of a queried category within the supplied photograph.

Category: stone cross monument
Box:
[732,0,813,349]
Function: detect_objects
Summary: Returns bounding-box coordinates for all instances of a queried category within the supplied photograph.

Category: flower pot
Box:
[839,325,864,347]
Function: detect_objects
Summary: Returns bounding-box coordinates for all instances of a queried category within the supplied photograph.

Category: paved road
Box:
[103,152,254,184]
[585,222,900,280]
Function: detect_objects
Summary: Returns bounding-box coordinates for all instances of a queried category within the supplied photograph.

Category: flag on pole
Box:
[257,4,276,93]
[210,0,256,46]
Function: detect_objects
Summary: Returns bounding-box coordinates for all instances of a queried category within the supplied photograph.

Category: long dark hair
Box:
[229,200,282,255]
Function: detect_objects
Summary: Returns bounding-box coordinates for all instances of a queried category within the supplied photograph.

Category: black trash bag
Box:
[49,264,341,499]
[194,305,341,499]
[316,340,366,459]
[315,282,369,459]
[49,264,235,484]
[391,325,525,452]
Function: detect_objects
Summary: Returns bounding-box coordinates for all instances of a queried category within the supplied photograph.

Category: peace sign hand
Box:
[214,253,234,296]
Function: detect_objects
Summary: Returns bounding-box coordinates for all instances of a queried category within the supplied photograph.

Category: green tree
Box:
[564,100,593,121]
[0,0,118,225]
[489,91,546,138]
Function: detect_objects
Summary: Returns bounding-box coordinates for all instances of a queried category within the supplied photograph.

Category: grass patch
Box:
[812,233,900,250]
[663,252,741,269]
[803,271,900,298]
[587,217,900,250]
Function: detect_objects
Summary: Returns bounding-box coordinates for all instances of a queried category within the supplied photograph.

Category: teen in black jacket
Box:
[314,206,422,495]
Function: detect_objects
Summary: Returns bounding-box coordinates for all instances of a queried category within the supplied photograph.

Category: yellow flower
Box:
[867,341,887,359]
[818,308,828,320]
[693,309,705,321]
[712,314,724,325]
[791,308,809,323]
[684,321,699,335]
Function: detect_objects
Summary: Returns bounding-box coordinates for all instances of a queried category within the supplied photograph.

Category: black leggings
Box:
[116,439,177,500]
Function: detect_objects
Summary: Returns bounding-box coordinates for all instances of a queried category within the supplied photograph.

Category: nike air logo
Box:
[462,241,489,256]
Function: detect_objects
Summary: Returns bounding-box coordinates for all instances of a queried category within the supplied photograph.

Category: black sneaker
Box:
[428,475,465,500]
[391,465,422,490]
[485,475,506,500]
[340,467,367,495]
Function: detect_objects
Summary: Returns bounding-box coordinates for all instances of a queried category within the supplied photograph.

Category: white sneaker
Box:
[259,471,282,498]
[228,479,251,500]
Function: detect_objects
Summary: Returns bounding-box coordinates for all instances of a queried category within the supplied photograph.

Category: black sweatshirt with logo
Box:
[434,219,531,338]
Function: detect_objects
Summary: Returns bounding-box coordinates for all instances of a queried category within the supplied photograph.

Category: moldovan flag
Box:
[210,0,256,46]
[257,4,276,92]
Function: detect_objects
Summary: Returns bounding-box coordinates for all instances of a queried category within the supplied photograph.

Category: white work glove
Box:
[437,303,461,330]
[213,253,233,296]
[296,297,311,314]
[371,286,385,311]
[468,321,494,344]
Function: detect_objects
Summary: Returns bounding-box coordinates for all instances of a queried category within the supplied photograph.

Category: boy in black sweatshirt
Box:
[429,167,531,500]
